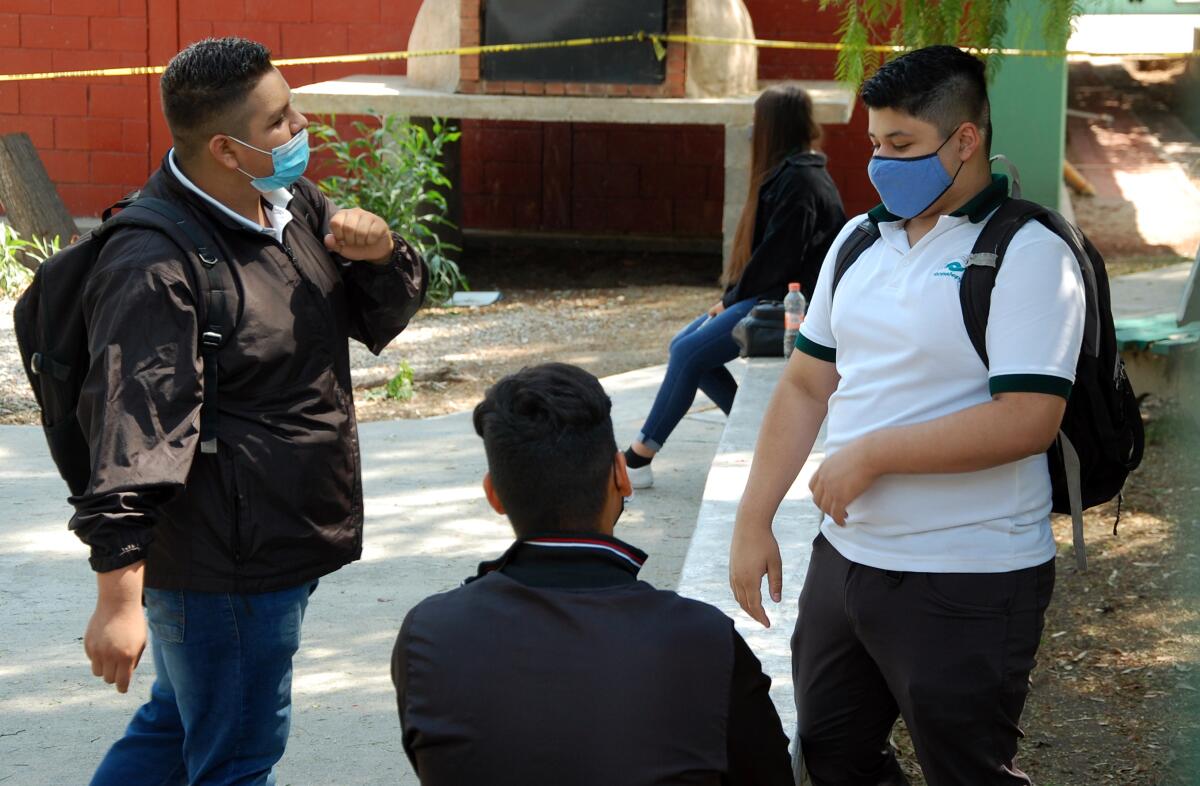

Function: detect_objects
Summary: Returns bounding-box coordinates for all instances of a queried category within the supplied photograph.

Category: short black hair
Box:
[160,37,274,158]
[473,364,617,536]
[860,45,991,152]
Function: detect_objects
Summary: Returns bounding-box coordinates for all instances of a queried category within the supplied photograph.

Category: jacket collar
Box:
[469,532,648,589]
[158,150,295,243]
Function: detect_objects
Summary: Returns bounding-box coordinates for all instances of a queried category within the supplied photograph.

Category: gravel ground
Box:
[0,250,723,424]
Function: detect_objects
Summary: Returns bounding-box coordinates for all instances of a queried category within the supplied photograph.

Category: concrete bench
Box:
[675,357,825,738]
[1111,260,1200,401]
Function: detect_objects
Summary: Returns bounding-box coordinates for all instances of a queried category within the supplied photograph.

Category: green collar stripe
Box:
[989,373,1073,400]
[868,203,900,223]
[950,173,1010,222]
[795,334,836,363]
[867,173,1010,226]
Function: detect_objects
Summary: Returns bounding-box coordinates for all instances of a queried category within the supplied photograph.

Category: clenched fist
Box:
[324,207,395,264]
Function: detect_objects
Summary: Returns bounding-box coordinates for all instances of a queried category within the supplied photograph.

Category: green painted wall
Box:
[1082,0,1200,14]
[1180,30,1200,136]
[988,0,1068,210]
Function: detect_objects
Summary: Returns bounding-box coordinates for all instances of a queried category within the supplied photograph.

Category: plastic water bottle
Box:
[783,283,806,358]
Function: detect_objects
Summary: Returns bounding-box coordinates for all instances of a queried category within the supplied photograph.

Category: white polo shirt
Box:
[796,176,1085,573]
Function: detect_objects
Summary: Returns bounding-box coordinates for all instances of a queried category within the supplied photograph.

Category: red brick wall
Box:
[0,0,413,218]
[0,0,875,227]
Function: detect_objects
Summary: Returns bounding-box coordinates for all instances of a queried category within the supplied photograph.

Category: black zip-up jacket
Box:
[69,158,427,592]
[722,151,846,308]
[393,534,794,785]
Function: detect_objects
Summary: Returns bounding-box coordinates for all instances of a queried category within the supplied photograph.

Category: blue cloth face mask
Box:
[229,128,310,192]
[867,128,964,219]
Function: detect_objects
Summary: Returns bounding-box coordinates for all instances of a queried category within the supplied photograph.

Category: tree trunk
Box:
[0,132,79,271]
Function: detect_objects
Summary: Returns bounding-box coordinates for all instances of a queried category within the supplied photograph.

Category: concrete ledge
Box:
[292,75,855,126]
[676,358,826,739]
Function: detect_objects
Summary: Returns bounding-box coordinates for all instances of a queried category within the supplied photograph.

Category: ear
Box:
[613,450,633,499]
[208,134,243,172]
[955,122,984,162]
[482,472,506,515]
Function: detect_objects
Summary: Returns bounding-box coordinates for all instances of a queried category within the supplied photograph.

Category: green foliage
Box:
[385,361,415,401]
[0,224,60,297]
[816,0,1083,86]
[310,114,467,306]
[364,361,415,401]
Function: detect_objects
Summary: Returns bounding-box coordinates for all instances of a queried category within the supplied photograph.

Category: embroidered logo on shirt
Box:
[934,260,966,282]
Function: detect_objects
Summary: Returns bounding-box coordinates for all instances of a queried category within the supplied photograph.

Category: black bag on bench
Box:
[731,301,785,358]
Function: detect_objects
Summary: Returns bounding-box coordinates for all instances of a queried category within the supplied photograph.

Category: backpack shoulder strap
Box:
[961,198,1101,368]
[960,198,1050,367]
[831,218,882,298]
[103,197,233,455]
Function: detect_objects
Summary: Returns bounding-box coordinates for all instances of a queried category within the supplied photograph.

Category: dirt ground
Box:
[0,249,722,426]
[350,246,722,422]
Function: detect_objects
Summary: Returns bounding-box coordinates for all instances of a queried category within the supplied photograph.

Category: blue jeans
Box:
[637,297,757,451]
[90,582,317,786]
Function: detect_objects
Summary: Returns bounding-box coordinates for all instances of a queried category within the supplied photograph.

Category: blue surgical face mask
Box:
[229,128,310,192]
[867,127,964,219]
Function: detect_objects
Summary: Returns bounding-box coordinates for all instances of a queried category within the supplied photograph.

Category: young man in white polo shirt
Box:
[729,46,1085,785]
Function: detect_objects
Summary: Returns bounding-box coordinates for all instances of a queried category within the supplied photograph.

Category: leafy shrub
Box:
[311,114,467,305]
[0,225,60,297]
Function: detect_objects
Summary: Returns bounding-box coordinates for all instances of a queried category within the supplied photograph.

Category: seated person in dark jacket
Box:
[624,85,847,489]
[392,363,792,786]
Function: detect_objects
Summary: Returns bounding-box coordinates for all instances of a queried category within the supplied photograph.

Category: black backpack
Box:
[732,301,787,358]
[13,195,237,498]
[831,197,1144,571]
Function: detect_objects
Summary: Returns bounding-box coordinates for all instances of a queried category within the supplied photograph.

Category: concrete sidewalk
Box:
[0,361,742,786]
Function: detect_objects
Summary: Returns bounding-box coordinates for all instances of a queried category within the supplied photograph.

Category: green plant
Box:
[310,114,467,305]
[0,224,60,297]
[364,361,416,401]
[816,0,1084,86]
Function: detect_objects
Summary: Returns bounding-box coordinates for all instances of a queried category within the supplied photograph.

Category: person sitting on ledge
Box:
[392,362,792,786]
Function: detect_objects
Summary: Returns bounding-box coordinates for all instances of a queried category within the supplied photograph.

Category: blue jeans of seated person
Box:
[637,297,757,452]
[89,582,317,786]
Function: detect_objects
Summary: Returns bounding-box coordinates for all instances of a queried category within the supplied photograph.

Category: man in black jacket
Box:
[79,38,426,785]
[392,363,792,786]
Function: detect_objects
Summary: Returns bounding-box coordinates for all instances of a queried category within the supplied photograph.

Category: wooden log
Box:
[0,132,79,271]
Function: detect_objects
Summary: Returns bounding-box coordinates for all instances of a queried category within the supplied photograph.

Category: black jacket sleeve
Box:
[70,231,205,572]
[726,629,794,785]
[295,178,429,355]
[340,234,428,355]
[722,173,818,308]
[392,606,419,773]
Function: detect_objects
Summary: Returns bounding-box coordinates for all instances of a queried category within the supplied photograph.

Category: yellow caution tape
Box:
[0,30,1194,84]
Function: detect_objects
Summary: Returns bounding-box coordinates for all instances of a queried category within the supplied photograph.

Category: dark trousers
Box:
[792,534,1054,786]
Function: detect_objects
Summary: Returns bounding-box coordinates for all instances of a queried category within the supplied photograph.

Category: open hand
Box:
[729,524,783,628]
[324,208,394,264]
[84,597,146,694]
